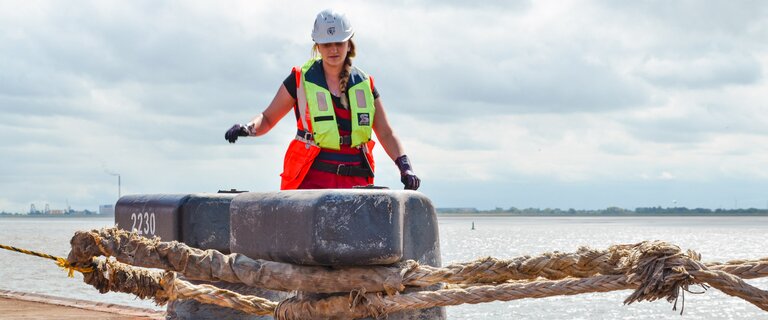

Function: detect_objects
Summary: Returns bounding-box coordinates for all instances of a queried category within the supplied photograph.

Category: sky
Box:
[1,1,767,212]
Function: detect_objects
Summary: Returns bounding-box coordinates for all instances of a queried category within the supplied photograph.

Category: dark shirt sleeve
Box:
[283,72,298,100]
[282,71,381,100]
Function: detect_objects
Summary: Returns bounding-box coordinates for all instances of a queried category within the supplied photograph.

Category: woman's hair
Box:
[338,40,356,108]
[312,39,357,109]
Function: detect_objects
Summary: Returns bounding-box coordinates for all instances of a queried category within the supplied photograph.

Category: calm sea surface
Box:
[1,216,767,319]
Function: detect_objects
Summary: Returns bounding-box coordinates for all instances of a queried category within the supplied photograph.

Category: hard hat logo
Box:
[312,9,354,44]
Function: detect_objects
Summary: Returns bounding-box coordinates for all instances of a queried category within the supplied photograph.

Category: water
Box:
[1,216,767,319]
[440,216,768,319]
[0,217,163,311]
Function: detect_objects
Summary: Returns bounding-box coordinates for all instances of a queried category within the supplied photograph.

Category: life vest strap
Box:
[297,129,353,146]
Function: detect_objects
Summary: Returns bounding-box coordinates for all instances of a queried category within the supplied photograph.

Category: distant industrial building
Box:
[27,203,98,215]
[99,204,115,215]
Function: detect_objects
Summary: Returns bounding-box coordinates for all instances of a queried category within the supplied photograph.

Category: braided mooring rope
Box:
[61,228,768,319]
[78,257,278,315]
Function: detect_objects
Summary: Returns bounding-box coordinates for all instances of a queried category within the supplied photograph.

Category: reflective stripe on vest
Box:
[294,66,311,135]
[299,58,375,150]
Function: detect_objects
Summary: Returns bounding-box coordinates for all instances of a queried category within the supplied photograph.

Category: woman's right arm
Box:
[246,84,296,136]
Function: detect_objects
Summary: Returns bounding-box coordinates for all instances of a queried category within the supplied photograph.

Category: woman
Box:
[225,9,420,191]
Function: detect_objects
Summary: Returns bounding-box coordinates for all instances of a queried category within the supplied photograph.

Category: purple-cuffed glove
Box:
[225,124,250,143]
[395,155,420,190]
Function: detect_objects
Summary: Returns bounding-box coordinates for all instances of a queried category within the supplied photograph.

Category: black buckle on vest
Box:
[297,129,352,145]
[297,129,313,141]
[336,164,346,175]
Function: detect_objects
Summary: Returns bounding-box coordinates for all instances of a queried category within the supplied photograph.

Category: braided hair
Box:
[338,39,356,109]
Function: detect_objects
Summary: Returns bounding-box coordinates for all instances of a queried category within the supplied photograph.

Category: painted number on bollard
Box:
[130,212,156,236]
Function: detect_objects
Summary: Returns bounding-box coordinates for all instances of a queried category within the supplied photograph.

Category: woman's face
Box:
[317,41,349,68]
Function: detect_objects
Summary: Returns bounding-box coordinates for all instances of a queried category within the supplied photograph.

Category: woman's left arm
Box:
[372,98,405,161]
[373,98,421,190]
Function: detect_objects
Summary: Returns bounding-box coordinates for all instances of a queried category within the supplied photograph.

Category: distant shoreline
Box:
[2,213,767,219]
[437,213,768,217]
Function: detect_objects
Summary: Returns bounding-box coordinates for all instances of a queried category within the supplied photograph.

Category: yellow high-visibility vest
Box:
[298,58,375,150]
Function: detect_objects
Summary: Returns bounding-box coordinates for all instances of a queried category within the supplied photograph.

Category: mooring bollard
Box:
[231,189,445,320]
[115,192,290,320]
[116,189,444,320]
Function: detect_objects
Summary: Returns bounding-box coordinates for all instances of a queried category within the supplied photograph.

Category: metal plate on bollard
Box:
[115,194,188,241]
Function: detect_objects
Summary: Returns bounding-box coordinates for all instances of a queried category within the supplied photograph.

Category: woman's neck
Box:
[322,60,343,77]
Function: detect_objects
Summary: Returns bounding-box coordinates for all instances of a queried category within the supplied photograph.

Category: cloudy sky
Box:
[1,1,767,213]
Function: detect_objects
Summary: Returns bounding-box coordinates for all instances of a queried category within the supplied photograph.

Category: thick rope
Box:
[171,278,277,315]
[81,257,277,315]
[1,242,278,314]
[63,228,644,293]
[403,247,624,286]
[0,243,94,277]
[82,257,169,303]
[274,275,634,319]
[706,259,768,279]
[403,244,768,286]
[74,261,768,320]
[67,228,407,295]
[275,269,768,319]
[64,229,768,319]
[275,242,768,319]
[70,228,768,294]
[688,269,768,312]
[43,254,768,320]
[10,230,768,318]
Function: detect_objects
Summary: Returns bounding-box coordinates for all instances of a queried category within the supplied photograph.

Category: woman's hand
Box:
[225,124,250,143]
[395,155,421,190]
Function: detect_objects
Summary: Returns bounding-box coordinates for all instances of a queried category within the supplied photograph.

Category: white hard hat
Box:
[312,9,354,44]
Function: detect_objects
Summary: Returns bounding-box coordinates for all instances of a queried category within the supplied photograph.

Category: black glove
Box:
[395,155,420,190]
[225,124,250,143]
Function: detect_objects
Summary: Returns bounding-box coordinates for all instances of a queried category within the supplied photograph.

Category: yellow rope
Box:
[0,243,94,277]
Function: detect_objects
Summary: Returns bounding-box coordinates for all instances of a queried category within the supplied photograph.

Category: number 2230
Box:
[130,212,156,236]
